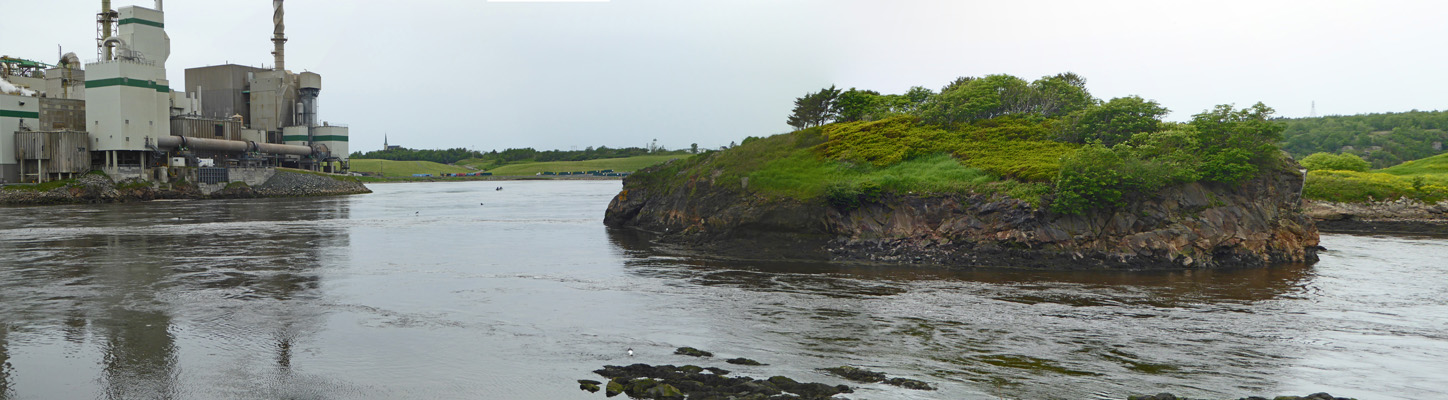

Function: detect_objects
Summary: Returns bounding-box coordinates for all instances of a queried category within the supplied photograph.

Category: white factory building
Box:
[0,0,350,184]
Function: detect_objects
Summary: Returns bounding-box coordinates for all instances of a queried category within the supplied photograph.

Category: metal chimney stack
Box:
[271,0,286,71]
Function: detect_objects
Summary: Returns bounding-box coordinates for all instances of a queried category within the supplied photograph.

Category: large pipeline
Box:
[157,135,313,156]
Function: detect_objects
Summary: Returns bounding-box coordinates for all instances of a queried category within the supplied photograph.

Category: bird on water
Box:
[627,348,634,357]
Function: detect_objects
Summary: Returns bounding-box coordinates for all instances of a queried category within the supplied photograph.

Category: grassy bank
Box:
[633,121,1058,207]
[462,155,685,175]
[1305,152,1448,203]
[347,159,475,177]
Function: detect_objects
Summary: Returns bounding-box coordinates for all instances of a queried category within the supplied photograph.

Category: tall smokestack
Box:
[101,0,114,60]
[271,0,286,71]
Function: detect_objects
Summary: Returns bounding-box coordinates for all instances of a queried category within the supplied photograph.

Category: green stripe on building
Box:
[283,135,349,142]
[118,18,164,28]
[0,109,40,119]
[86,77,170,93]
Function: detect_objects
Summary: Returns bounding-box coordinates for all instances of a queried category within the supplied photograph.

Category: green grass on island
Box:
[1303,152,1448,203]
[631,73,1292,215]
[463,155,685,176]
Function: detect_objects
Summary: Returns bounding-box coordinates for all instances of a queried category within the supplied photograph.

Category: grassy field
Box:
[464,155,686,176]
[348,159,475,177]
[1304,152,1448,203]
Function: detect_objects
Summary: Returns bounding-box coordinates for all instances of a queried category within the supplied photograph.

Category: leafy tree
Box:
[833,88,882,122]
[787,86,840,129]
[1065,96,1169,146]
[1189,102,1285,183]
[920,74,1027,125]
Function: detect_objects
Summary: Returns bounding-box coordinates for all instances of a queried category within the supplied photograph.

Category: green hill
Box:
[1304,152,1448,203]
[465,155,685,176]
[348,159,474,177]
[1279,110,1448,168]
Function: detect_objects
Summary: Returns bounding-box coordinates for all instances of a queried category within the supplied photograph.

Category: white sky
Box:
[5,0,1447,152]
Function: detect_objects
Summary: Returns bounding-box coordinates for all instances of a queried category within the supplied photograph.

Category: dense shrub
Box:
[1300,152,1372,172]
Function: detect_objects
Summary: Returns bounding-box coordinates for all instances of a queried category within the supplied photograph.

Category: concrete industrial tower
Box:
[86,1,172,178]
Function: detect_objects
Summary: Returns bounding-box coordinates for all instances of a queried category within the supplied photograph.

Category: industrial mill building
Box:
[0,0,350,185]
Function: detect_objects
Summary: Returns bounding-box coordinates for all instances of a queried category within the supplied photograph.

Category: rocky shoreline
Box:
[579,347,1354,400]
[1306,198,1448,235]
[0,170,370,206]
[605,160,1320,269]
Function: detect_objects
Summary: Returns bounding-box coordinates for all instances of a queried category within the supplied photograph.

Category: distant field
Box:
[467,155,688,176]
[348,159,474,177]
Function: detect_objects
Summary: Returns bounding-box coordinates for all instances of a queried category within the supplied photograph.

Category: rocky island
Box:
[606,74,1320,269]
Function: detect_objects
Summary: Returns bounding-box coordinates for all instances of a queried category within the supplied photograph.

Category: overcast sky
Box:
[6,0,1448,152]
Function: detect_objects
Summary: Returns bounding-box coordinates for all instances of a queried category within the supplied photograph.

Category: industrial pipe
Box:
[101,37,127,60]
[257,142,313,156]
[158,135,313,156]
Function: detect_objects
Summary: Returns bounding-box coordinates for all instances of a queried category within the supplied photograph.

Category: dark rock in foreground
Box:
[606,158,1319,269]
[1130,392,1355,400]
[588,363,851,400]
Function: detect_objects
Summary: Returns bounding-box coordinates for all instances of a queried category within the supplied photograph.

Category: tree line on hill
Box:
[1277,110,1448,169]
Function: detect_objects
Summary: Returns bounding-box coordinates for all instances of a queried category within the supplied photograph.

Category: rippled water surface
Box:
[1,181,1445,399]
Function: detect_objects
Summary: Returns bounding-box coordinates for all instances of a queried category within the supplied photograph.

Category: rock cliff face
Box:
[605,161,1320,269]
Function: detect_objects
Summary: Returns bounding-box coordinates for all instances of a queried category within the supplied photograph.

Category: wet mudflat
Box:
[0,181,1444,399]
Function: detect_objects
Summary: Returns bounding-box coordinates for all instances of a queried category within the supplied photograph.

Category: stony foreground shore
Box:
[1306,198,1448,234]
[0,170,370,206]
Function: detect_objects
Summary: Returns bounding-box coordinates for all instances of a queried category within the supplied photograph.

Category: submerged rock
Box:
[820,366,885,383]
[578,379,601,393]
[724,357,765,366]
[587,363,850,400]
[883,377,935,390]
[673,347,713,357]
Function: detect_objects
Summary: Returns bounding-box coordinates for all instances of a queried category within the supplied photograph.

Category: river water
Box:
[0,181,1444,400]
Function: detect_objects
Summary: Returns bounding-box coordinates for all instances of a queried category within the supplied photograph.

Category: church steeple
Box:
[384,133,389,150]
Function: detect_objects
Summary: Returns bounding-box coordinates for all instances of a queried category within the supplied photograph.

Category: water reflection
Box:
[1,323,10,398]
[606,227,1326,399]
[0,196,349,398]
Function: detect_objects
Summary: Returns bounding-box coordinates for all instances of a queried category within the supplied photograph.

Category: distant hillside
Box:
[1280,110,1448,168]
[347,159,474,177]
[465,155,685,175]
